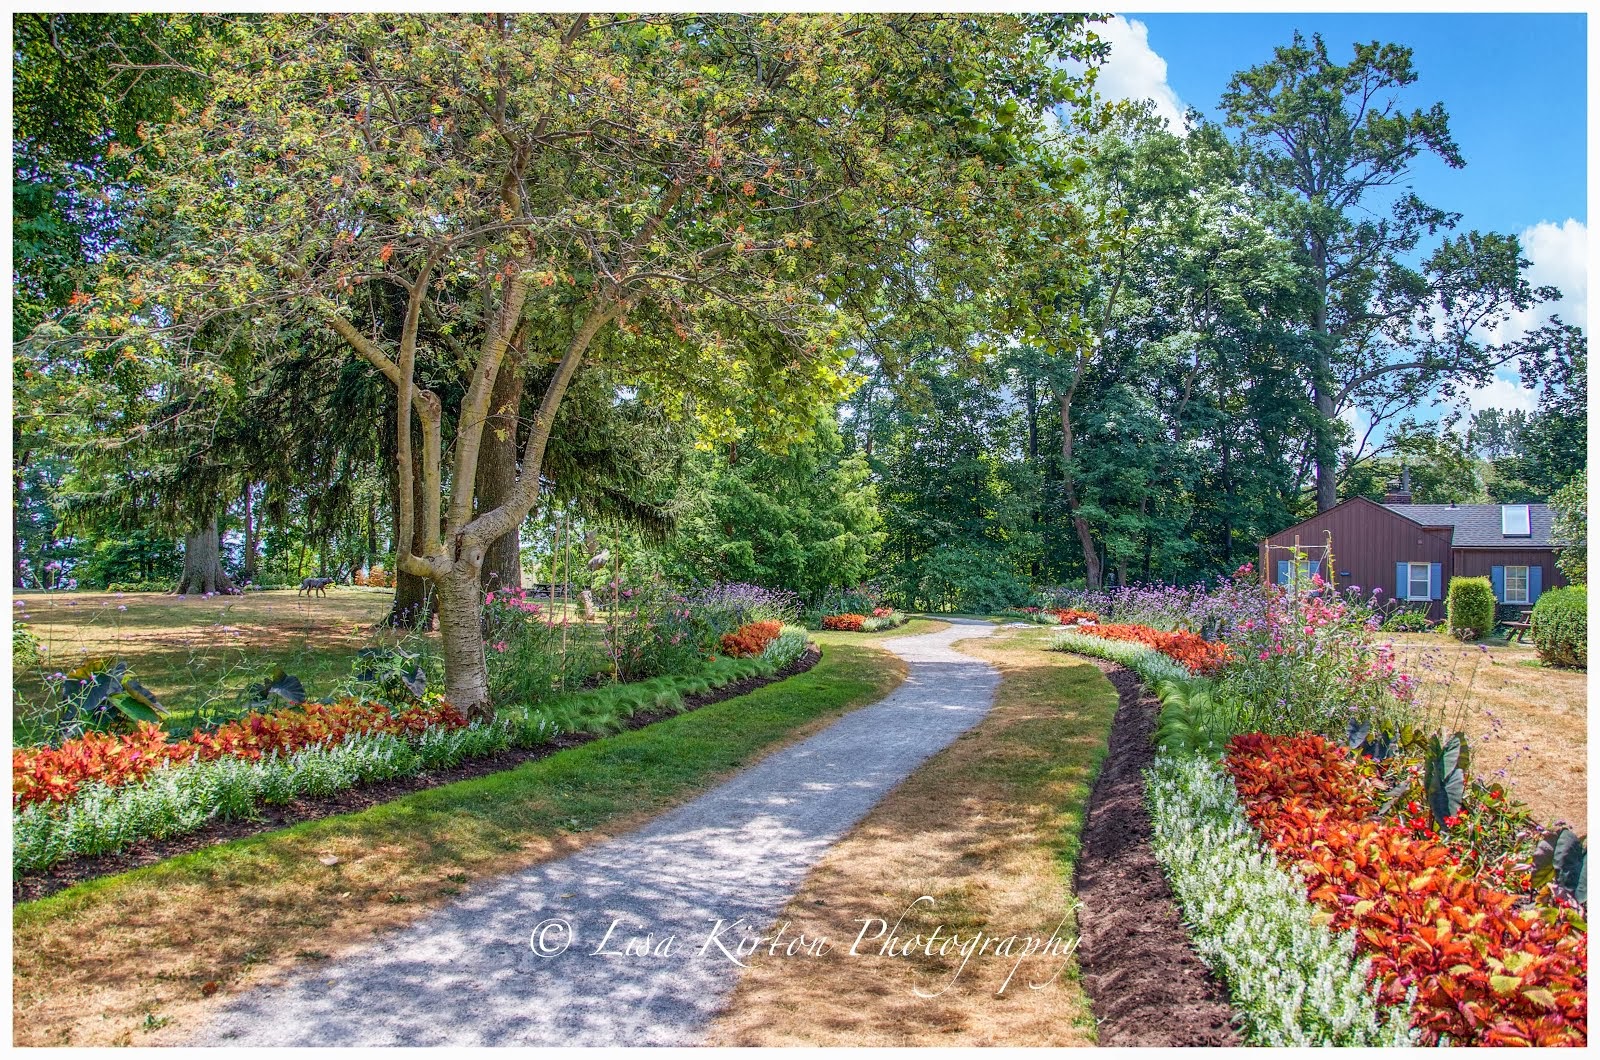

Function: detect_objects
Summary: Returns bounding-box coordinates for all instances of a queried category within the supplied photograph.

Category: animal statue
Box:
[298,577,337,598]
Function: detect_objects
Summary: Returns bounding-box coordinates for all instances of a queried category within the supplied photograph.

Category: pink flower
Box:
[1258,651,1270,660]
[492,641,508,653]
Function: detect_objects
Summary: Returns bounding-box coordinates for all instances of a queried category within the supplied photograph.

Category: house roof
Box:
[1381,503,1561,548]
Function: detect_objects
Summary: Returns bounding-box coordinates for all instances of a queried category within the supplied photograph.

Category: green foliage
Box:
[1153,678,1231,758]
[1380,608,1433,633]
[1422,731,1468,827]
[907,544,1033,613]
[1550,477,1586,585]
[58,658,168,735]
[1446,576,1496,641]
[665,418,882,597]
[1531,585,1586,669]
[1531,828,1587,906]
[14,622,43,670]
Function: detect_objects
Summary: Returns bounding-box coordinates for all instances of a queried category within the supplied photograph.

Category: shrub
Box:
[105,581,172,593]
[1531,585,1586,669]
[13,622,41,670]
[821,613,865,631]
[1380,608,1432,633]
[1445,576,1496,641]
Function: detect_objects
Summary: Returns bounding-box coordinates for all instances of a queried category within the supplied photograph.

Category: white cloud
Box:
[1462,369,1539,416]
[1492,218,1587,343]
[1092,16,1187,130]
[1461,218,1585,414]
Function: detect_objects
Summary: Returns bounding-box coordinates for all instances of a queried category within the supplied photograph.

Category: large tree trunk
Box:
[1058,392,1102,590]
[435,563,491,721]
[1311,241,1338,512]
[388,458,438,629]
[175,516,237,595]
[240,484,258,585]
[475,352,525,595]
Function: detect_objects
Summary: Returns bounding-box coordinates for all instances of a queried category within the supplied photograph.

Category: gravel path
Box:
[192,619,1000,1046]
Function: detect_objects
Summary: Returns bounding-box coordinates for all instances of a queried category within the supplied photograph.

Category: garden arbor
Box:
[71,12,1105,718]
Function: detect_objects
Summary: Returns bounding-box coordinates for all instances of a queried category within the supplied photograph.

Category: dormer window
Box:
[1501,504,1531,537]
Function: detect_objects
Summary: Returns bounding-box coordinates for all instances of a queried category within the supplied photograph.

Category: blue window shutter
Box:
[1490,566,1505,602]
[1429,563,1442,600]
[1529,565,1543,602]
[1277,559,1290,585]
[1396,562,1408,601]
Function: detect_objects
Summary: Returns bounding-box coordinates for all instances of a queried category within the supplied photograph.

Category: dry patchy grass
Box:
[706,625,1116,1046]
[1388,632,1587,833]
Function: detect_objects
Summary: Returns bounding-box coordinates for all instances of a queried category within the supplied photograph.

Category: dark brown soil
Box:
[13,647,822,904]
[1073,661,1241,1046]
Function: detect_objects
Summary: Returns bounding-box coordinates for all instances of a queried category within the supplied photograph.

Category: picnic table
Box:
[1502,608,1535,643]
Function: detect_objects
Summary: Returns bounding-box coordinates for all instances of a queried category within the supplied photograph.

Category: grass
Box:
[12,638,907,1046]
[1386,631,1587,834]
[12,589,420,741]
[706,624,1119,1046]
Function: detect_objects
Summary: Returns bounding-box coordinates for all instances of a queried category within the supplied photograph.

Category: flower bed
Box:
[1051,608,1100,624]
[1147,752,1417,1045]
[1226,732,1588,1047]
[13,700,469,808]
[1077,622,1233,676]
[720,619,782,657]
[822,613,866,631]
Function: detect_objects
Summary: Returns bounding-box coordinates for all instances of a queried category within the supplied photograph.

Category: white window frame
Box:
[1407,562,1432,602]
[1504,565,1530,604]
[1501,504,1531,536]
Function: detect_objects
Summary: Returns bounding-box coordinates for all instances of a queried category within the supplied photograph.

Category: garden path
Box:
[191,618,1000,1045]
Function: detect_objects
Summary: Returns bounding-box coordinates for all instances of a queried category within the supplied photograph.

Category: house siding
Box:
[1258,498,1455,619]
[1452,549,1568,607]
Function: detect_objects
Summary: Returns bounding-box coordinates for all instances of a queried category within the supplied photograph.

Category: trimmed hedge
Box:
[1531,585,1586,669]
[1445,576,1496,641]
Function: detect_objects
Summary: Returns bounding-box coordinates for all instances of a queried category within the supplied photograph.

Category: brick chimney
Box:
[1384,467,1413,505]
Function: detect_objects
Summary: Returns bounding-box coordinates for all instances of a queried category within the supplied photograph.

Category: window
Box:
[1408,562,1432,601]
[1501,504,1531,536]
[1504,565,1530,604]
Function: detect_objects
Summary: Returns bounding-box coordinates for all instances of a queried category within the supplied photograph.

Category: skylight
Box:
[1501,504,1531,536]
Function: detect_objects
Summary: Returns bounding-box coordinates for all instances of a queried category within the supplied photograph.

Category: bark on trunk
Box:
[240,484,258,585]
[475,351,525,595]
[387,447,438,629]
[175,517,237,595]
[1058,392,1102,590]
[435,564,492,722]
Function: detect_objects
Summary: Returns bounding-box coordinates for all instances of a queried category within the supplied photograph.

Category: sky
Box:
[1095,12,1588,422]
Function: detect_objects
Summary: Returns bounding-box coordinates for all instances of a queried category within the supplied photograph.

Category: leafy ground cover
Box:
[707,624,1115,1045]
[13,634,906,1046]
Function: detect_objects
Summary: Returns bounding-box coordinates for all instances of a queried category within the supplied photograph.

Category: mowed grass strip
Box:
[705,625,1119,1046]
[13,640,905,1047]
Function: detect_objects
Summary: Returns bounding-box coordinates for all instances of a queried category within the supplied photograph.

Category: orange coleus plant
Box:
[719,620,782,658]
[14,699,470,808]
[1078,622,1233,676]
[821,613,865,631]
[1051,608,1100,624]
[1226,733,1587,1047]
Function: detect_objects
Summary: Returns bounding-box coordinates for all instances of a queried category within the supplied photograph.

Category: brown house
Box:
[1258,489,1569,622]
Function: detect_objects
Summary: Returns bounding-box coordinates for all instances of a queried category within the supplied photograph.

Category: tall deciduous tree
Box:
[1222,33,1565,511]
[61,13,1101,716]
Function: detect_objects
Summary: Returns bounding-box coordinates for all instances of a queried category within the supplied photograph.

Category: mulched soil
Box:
[13,647,822,904]
[1072,660,1241,1046]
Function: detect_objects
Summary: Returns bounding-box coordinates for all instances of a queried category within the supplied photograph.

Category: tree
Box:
[666,416,882,598]
[60,13,1101,717]
[1550,477,1586,585]
[1222,33,1562,510]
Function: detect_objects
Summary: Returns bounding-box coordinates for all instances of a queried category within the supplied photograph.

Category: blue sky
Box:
[1097,13,1588,420]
